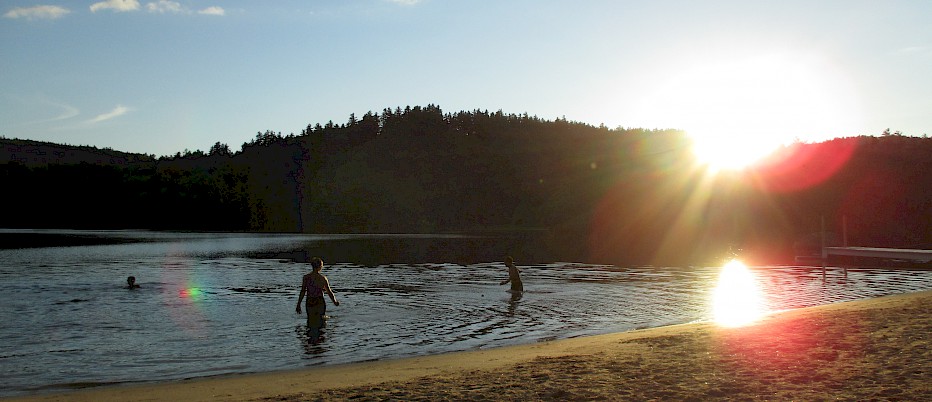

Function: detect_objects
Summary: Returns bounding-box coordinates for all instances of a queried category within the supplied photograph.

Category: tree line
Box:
[2,105,931,265]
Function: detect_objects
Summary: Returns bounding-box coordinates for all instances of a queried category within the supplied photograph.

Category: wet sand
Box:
[9,290,931,401]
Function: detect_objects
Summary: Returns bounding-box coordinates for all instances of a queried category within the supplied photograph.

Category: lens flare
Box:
[180,287,203,298]
[751,139,858,193]
[712,259,766,327]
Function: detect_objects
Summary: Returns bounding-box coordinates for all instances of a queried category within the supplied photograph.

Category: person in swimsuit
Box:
[499,256,523,292]
[296,257,339,335]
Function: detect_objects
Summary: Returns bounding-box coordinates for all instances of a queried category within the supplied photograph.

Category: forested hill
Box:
[2,105,931,265]
[0,138,155,167]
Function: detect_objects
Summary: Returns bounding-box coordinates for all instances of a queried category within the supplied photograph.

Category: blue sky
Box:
[2,0,931,157]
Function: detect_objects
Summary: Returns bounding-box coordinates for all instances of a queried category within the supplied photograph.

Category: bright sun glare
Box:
[638,53,860,171]
[712,259,766,327]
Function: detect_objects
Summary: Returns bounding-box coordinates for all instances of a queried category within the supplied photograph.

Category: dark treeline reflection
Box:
[246,234,553,267]
[2,106,931,265]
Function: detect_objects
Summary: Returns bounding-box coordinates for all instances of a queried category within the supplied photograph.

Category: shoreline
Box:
[7,290,931,401]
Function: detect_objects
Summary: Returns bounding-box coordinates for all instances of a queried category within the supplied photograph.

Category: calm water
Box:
[1,230,931,397]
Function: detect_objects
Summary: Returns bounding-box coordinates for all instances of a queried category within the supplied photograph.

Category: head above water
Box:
[127,276,136,285]
[311,257,324,272]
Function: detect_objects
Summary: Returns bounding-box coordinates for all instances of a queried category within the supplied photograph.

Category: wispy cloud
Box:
[5,95,80,127]
[146,2,225,16]
[146,0,183,14]
[198,6,225,16]
[88,105,131,124]
[49,103,80,122]
[85,1,223,16]
[386,0,423,5]
[90,0,140,13]
[4,5,71,20]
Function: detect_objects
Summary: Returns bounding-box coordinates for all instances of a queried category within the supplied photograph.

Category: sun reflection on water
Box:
[713,259,766,327]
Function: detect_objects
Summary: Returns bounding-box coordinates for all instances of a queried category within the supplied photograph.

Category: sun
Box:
[635,52,860,171]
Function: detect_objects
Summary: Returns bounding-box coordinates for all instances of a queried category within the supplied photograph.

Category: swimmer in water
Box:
[499,256,523,292]
[296,257,339,336]
[126,276,140,289]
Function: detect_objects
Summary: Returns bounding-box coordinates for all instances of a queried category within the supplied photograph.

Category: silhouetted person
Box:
[126,276,140,289]
[296,257,339,340]
[499,256,523,292]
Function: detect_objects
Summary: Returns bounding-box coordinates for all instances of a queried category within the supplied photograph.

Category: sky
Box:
[2,0,931,157]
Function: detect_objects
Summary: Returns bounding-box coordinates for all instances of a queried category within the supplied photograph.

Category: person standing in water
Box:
[296,257,339,335]
[499,256,523,292]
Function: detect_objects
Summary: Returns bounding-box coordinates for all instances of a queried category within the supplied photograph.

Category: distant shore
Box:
[9,290,930,401]
[0,232,143,249]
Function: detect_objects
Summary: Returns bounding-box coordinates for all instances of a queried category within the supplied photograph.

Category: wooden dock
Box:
[822,246,932,261]
[812,216,932,278]
[819,246,932,278]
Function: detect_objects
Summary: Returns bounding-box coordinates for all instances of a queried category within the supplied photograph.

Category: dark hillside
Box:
[0,138,155,167]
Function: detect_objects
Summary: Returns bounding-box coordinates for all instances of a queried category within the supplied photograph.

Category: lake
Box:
[1,229,931,397]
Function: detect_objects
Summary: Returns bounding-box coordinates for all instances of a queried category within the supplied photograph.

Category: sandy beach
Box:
[8,290,930,401]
